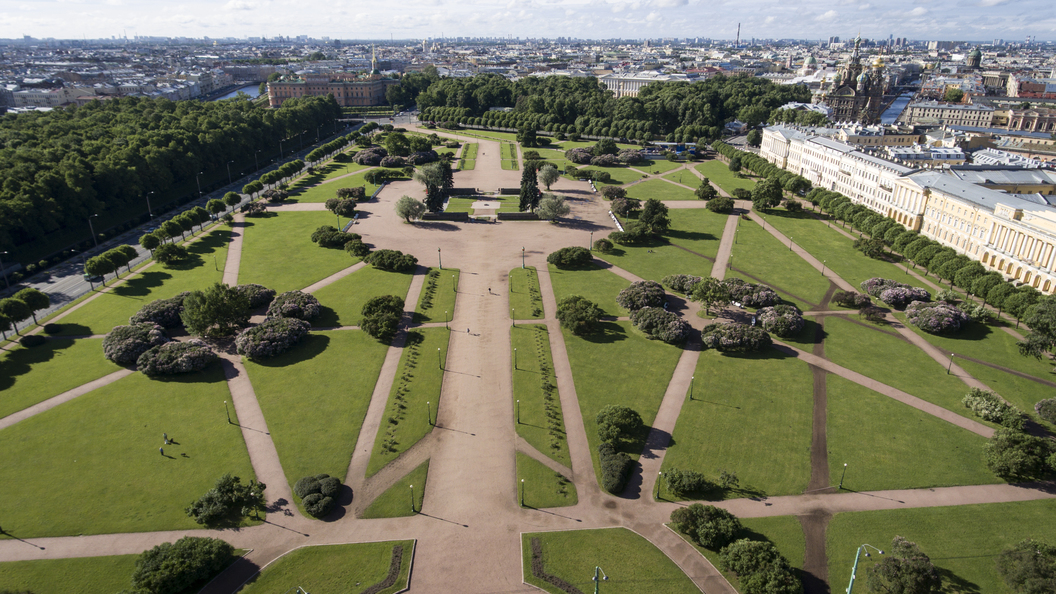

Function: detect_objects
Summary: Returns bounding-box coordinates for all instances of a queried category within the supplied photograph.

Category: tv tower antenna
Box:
[736,23,740,47]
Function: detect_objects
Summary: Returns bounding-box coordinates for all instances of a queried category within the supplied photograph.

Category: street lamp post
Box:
[88,214,99,248]
[514,348,517,370]
[789,236,794,251]
[438,347,442,369]
[656,471,662,499]
[409,484,415,513]
[438,247,442,270]
[592,566,609,594]
[689,376,694,400]
[521,247,525,269]
[226,161,234,185]
[821,260,827,276]
[279,139,285,160]
[947,353,955,374]
[426,401,431,426]
[0,251,10,289]
[520,479,525,506]
[224,400,231,424]
[589,231,594,251]
[846,544,884,594]
[254,149,261,172]
[516,399,520,424]
[146,191,154,218]
[839,463,848,489]
[195,171,203,197]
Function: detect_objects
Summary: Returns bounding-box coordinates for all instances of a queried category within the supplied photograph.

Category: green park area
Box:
[695,160,758,194]
[597,209,727,282]
[674,515,806,587]
[509,266,545,319]
[727,218,833,309]
[460,142,478,170]
[239,541,414,594]
[444,195,520,214]
[638,159,685,175]
[516,452,577,508]
[522,528,699,594]
[625,178,696,201]
[547,263,630,317]
[238,211,355,294]
[512,324,570,467]
[0,337,121,418]
[286,167,377,202]
[361,461,429,519]
[414,267,460,323]
[0,555,139,594]
[312,265,415,327]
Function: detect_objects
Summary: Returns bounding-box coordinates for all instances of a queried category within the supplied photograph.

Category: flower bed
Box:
[266,291,322,321]
[137,339,219,376]
[905,300,969,334]
[103,323,169,365]
[235,317,310,359]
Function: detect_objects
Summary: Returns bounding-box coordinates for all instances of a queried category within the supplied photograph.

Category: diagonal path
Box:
[221,214,245,286]
[0,368,134,431]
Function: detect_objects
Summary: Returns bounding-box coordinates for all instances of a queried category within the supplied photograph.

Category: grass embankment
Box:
[414,268,460,324]
[516,452,577,509]
[512,324,570,467]
[0,338,122,419]
[361,461,429,519]
[509,266,544,319]
[239,541,414,594]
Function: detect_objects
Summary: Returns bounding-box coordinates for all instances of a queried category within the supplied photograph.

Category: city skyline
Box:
[3,0,1055,43]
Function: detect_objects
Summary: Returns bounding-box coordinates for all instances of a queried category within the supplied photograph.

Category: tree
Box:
[414,162,445,212]
[14,287,49,324]
[944,88,965,103]
[868,536,942,594]
[984,427,1056,480]
[0,298,31,335]
[707,196,734,213]
[537,194,570,221]
[328,198,357,219]
[84,254,116,283]
[691,277,731,314]
[547,247,592,268]
[592,138,618,156]
[696,179,718,201]
[746,129,762,146]
[556,295,603,335]
[131,537,235,594]
[207,199,226,217]
[1019,295,1056,365]
[751,177,783,211]
[519,165,540,212]
[996,538,1056,594]
[538,164,560,190]
[395,195,427,223]
[361,295,405,341]
[728,156,742,172]
[140,232,161,255]
[601,186,627,201]
[639,199,670,234]
[385,131,411,156]
[185,473,266,526]
[596,405,643,443]
[517,125,537,147]
[180,283,251,338]
[670,504,742,549]
[223,191,241,211]
[153,243,190,265]
[854,237,887,259]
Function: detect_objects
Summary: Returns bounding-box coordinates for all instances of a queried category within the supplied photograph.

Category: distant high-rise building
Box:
[829,36,840,45]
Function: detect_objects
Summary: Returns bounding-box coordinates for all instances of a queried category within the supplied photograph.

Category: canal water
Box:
[214,85,262,101]
[881,93,913,125]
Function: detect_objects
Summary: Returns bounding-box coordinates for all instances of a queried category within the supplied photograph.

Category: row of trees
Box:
[0,94,341,261]
[413,73,811,143]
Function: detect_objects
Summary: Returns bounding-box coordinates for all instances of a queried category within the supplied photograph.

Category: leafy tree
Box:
[157,220,181,243]
[14,287,49,324]
[696,179,718,201]
[85,254,116,282]
[707,196,734,213]
[595,405,643,443]
[1005,290,1040,327]
[207,199,226,217]
[385,131,411,156]
[854,237,887,259]
[223,191,241,211]
[0,311,11,340]
[691,277,731,314]
[751,178,783,211]
[519,165,540,212]
[329,198,357,219]
[538,164,560,190]
[746,129,762,146]
[537,194,570,221]
[1019,295,1056,365]
[610,197,642,217]
[996,538,1056,594]
[185,474,266,526]
[517,125,537,147]
[153,243,190,265]
[868,536,942,594]
[639,199,670,234]
[414,162,445,212]
[728,156,742,172]
[547,247,592,268]
[361,295,404,341]
[944,88,965,103]
[670,504,741,549]
[140,232,161,255]
[556,295,603,335]
[601,186,627,201]
[984,427,1056,480]
[180,283,250,337]
[0,298,31,334]
[395,195,427,223]
[988,283,1016,312]
[592,138,618,156]
[131,537,235,594]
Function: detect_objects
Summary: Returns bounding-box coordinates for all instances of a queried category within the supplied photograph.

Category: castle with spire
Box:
[821,35,888,124]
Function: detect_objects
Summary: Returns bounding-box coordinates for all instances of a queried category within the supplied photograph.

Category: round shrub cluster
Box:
[593,238,614,254]
[103,323,170,365]
[879,286,931,309]
[293,473,341,518]
[617,149,646,164]
[311,226,360,249]
[832,290,872,308]
[590,154,619,167]
[130,292,191,328]
[630,307,690,344]
[234,284,276,309]
[758,304,804,337]
[671,504,741,550]
[365,249,418,272]
[906,301,969,334]
[353,147,388,166]
[723,278,778,308]
[137,339,219,376]
[963,388,1024,429]
[1036,398,1056,424]
[546,246,592,268]
[564,147,593,164]
[617,280,666,311]
[407,150,439,165]
[267,291,322,321]
[860,277,905,297]
[701,322,772,352]
[19,334,47,348]
[235,317,310,359]
[379,155,406,168]
[662,274,703,295]
[598,442,632,494]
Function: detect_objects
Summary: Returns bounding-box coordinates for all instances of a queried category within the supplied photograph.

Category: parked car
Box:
[83,273,103,282]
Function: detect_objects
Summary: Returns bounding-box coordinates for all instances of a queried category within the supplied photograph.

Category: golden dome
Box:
[873,56,885,68]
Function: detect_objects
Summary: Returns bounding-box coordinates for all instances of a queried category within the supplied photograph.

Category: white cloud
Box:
[654,0,688,7]
[764,15,775,24]
[815,9,838,20]
[223,0,257,10]
[646,10,661,20]
[977,0,1009,5]
[908,6,927,16]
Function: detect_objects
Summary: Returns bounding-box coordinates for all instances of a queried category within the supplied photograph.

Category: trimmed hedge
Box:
[235,317,310,359]
[546,246,593,268]
[293,473,341,518]
[598,442,632,494]
[701,322,772,352]
[103,323,170,365]
[234,284,276,309]
[137,340,219,376]
[130,292,191,328]
[365,249,418,272]
[266,291,322,321]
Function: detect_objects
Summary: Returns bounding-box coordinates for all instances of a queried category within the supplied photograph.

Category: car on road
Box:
[83,273,103,283]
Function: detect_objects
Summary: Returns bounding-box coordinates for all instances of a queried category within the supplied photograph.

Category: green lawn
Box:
[0,338,122,419]
[547,263,630,317]
[321,159,371,181]
[0,555,139,594]
[823,316,987,423]
[662,169,701,186]
[414,268,460,324]
[238,212,356,294]
[562,321,683,488]
[501,142,519,170]
[517,452,577,509]
[956,359,1056,431]
[695,160,758,194]
[662,349,812,499]
[637,159,685,174]
[361,461,429,519]
[312,266,414,328]
[460,143,478,170]
[673,515,806,582]
[522,528,699,594]
[827,499,1056,594]
[501,160,519,170]
[285,168,378,203]
[245,331,389,490]
[760,211,914,292]
[445,196,519,214]
[53,228,231,336]
[570,166,644,186]
[239,541,413,594]
[625,179,697,201]
[667,208,730,260]
[595,209,728,283]
[0,366,257,538]
[509,266,545,319]
[728,217,833,309]
[826,375,999,492]
[285,170,380,203]
[367,329,450,476]
[513,324,570,467]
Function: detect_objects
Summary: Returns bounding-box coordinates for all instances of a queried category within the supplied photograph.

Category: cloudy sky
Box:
[2,0,1054,42]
